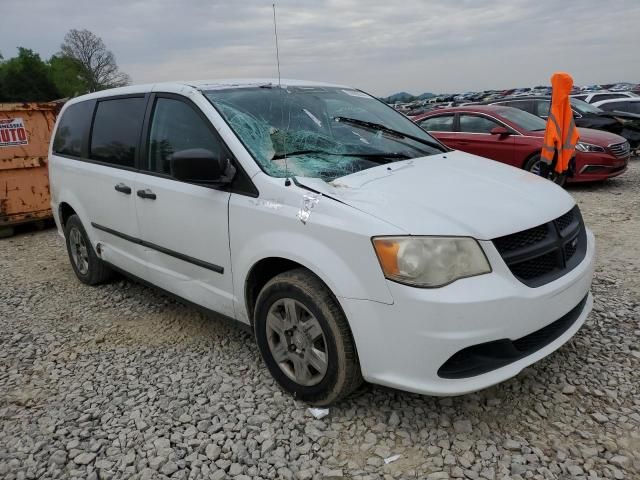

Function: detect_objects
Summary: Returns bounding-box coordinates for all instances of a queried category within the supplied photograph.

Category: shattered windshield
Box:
[204,85,445,182]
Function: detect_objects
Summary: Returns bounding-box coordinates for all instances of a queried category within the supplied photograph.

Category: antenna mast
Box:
[272,2,290,184]
[272,3,282,87]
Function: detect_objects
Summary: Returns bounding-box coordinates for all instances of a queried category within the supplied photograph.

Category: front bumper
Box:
[340,229,595,396]
[571,153,628,182]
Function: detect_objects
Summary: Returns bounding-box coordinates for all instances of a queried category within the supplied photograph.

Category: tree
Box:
[0,48,60,102]
[60,29,130,92]
[49,55,88,98]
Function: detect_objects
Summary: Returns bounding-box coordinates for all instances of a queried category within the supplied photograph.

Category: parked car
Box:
[572,91,637,104]
[592,97,640,115]
[484,96,640,148]
[49,80,595,405]
[413,105,629,183]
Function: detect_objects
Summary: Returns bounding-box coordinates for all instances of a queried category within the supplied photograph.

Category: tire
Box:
[64,214,113,285]
[254,268,362,406]
[524,154,566,187]
[0,226,15,239]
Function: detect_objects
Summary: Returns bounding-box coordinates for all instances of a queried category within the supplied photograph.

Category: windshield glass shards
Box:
[205,86,445,182]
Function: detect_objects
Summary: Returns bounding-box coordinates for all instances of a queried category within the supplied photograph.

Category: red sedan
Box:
[412,105,629,183]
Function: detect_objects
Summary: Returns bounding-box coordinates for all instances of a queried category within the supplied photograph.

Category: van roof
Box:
[66,78,352,104]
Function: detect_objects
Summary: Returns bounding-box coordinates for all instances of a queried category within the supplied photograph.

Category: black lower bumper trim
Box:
[437,294,589,379]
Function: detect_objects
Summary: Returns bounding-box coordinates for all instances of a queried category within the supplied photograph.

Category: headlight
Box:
[372,236,491,288]
[575,142,605,153]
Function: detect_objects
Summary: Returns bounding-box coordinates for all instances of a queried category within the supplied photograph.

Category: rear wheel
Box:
[254,269,362,406]
[524,154,566,186]
[64,214,113,285]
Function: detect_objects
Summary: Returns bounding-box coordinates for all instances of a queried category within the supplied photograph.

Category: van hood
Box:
[295,151,575,240]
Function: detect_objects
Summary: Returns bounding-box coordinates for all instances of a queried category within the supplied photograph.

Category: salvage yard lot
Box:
[1,160,639,480]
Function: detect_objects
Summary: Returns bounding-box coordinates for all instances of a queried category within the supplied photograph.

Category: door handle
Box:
[458,141,470,145]
[114,183,132,194]
[137,189,157,200]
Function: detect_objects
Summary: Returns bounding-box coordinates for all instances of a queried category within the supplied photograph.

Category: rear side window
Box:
[534,100,551,117]
[90,97,146,168]
[597,102,618,111]
[501,100,534,114]
[591,94,624,103]
[599,101,639,113]
[52,101,94,157]
[572,95,587,101]
[459,114,499,133]
[146,97,224,176]
[418,115,454,132]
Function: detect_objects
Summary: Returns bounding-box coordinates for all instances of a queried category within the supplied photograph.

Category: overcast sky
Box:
[2,0,639,96]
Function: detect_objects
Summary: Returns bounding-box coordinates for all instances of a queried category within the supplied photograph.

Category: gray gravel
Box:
[1,160,640,480]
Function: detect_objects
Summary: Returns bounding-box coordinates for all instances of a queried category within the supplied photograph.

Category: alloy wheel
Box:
[530,159,543,176]
[265,298,328,386]
[69,227,89,275]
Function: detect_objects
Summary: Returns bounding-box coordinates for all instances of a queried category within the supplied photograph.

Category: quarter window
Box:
[52,101,94,157]
[418,115,454,132]
[90,97,146,168]
[147,97,224,176]
[459,115,500,133]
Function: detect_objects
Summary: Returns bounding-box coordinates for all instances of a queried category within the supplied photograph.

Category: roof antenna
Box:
[272,3,291,185]
[272,3,282,88]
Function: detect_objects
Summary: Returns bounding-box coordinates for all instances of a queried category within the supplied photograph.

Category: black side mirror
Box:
[170,149,235,185]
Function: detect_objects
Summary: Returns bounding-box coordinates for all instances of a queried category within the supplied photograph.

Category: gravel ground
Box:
[1,160,639,480]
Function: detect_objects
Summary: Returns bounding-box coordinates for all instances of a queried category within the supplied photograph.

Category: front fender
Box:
[229,193,397,323]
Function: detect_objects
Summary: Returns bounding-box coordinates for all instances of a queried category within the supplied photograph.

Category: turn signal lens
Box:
[372,236,491,288]
[372,239,400,276]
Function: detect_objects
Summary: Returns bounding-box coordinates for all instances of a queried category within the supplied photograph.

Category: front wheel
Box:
[524,154,566,187]
[254,269,362,406]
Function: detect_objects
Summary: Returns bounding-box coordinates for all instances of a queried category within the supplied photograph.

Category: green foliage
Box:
[49,55,88,98]
[0,48,60,102]
[0,29,129,102]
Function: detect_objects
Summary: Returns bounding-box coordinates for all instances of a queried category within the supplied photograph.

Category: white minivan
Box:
[49,79,595,405]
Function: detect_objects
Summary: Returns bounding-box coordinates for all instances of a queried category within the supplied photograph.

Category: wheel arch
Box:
[244,257,338,326]
[58,202,77,228]
[522,149,542,169]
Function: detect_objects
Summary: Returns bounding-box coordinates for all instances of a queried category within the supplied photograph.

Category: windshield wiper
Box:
[332,116,447,153]
[271,150,411,162]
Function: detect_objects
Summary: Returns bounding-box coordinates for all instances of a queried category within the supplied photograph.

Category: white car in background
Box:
[591,97,640,115]
[572,91,637,104]
[48,79,595,405]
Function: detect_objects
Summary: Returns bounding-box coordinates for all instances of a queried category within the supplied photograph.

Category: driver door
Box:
[134,93,235,318]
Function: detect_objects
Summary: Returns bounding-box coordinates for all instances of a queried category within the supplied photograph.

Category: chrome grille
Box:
[609,141,630,158]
